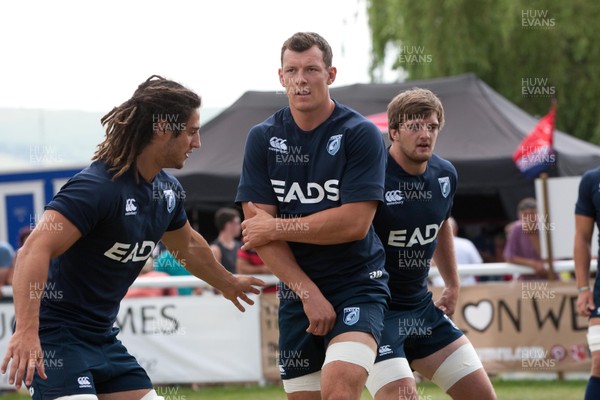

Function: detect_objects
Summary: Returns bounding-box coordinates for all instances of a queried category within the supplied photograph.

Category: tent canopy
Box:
[174,74,600,220]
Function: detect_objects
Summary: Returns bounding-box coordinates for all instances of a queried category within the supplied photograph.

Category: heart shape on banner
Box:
[462,300,494,332]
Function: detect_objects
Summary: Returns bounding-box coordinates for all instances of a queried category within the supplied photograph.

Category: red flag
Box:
[513,104,556,179]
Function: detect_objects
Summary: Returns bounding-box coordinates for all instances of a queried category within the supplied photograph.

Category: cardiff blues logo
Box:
[438,177,450,198]
[343,307,360,326]
[326,134,343,156]
[164,189,176,213]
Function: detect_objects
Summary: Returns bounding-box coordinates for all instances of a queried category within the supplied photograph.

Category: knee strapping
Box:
[140,389,164,400]
[282,371,321,393]
[431,343,483,392]
[587,325,600,352]
[323,342,376,373]
[365,358,414,397]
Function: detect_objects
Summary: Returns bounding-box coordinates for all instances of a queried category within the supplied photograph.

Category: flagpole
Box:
[513,98,558,280]
[540,172,556,281]
[543,99,557,281]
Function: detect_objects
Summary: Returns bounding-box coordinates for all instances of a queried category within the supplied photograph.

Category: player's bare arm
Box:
[431,219,460,316]
[575,214,595,316]
[506,255,545,274]
[160,222,265,312]
[1,210,82,388]
[241,202,336,336]
[241,200,378,249]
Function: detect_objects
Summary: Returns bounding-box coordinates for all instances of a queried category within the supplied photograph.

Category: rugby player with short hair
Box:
[1,76,264,400]
[237,32,390,400]
[365,88,496,400]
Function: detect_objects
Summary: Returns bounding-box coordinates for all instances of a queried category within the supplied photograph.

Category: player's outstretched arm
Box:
[432,219,460,316]
[1,210,82,388]
[160,223,265,312]
[241,202,336,336]
[241,200,378,249]
[575,214,595,316]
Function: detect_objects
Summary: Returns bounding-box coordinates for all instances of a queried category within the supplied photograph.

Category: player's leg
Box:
[410,336,495,400]
[405,300,495,400]
[27,327,99,400]
[284,371,322,400]
[320,300,387,400]
[279,300,323,400]
[92,329,156,400]
[367,358,416,400]
[321,331,377,400]
[365,309,416,400]
[585,317,600,399]
[97,389,160,400]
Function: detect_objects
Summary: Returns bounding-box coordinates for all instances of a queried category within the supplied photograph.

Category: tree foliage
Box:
[367,0,600,143]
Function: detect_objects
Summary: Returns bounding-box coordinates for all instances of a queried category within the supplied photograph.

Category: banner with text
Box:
[432,281,590,373]
[0,295,262,389]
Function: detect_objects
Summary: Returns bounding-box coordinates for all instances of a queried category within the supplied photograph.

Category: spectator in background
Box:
[155,244,202,296]
[237,248,277,293]
[431,217,480,286]
[210,207,242,274]
[6,227,33,286]
[125,256,178,298]
[237,248,271,275]
[0,240,15,299]
[503,197,546,280]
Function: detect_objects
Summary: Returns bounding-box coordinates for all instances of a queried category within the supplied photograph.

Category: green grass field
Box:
[0,379,587,399]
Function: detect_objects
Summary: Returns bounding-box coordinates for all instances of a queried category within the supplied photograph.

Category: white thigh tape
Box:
[431,343,483,392]
[323,341,376,373]
[140,389,164,400]
[282,371,321,393]
[365,357,414,397]
[587,325,600,352]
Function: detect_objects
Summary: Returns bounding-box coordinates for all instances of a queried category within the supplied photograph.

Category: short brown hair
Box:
[214,207,240,232]
[387,88,445,136]
[281,32,333,67]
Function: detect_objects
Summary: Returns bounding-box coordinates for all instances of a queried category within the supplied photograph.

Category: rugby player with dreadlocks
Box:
[1,76,264,400]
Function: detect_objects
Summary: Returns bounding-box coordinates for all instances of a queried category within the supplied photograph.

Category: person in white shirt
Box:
[431,217,481,286]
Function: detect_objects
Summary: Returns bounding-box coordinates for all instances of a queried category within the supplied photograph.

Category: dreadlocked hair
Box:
[93,75,201,180]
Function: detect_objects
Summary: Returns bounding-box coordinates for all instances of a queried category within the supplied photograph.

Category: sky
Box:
[0,0,387,113]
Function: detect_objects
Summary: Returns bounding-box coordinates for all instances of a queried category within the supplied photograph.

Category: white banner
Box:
[0,301,16,389]
[0,294,262,389]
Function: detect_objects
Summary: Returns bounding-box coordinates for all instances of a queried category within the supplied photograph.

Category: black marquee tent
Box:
[173,73,600,226]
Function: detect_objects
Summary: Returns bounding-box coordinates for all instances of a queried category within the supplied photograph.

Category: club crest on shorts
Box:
[163,189,176,213]
[327,134,343,156]
[438,177,450,198]
[343,307,360,326]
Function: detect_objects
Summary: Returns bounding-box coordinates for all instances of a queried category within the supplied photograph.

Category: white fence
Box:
[0,260,596,388]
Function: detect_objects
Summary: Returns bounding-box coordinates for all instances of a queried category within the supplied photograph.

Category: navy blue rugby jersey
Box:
[373,152,457,307]
[575,166,600,260]
[236,102,390,299]
[41,160,187,333]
